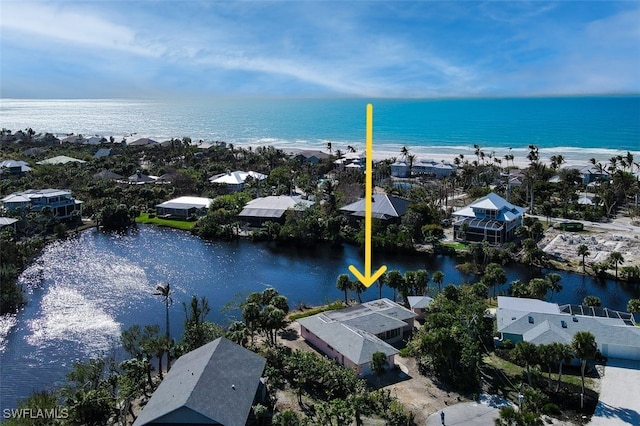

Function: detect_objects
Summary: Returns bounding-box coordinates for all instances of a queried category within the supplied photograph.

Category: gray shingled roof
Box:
[298,316,398,364]
[297,298,415,366]
[340,194,410,220]
[497,297,640,349]
[133,337,265,426]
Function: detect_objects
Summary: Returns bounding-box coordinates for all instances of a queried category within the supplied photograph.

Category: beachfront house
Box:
[452,192,526,244]
[289,149,331,165]
[1,188,83,219]
[238,195,314,227]
[133,337,266,426]
[155,196,213,219]
[340,193,410,224]
[297,298,416,376]
[209,170,267,192]
[495,296,640,361]
[128,137,159,147]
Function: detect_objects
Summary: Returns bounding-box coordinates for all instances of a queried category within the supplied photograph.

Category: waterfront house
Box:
[133,337,266,426]
[390,161,410,178]
[1,189,82,219]
[452,192,526,244]
[60,134,86,144]
[0,160,31,177]
[407,295,434,320]
[297,298,416,376]
[238,195,314,227]
[155,196,213,219]
[209,170,267,192]
[36,155,87,166]
[340,193,410,223]
[496,296,640,361]
[128,137,159,147]
[289,149,330,165]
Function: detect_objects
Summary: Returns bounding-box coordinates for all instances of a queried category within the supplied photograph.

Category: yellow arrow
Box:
[348,104,387,288]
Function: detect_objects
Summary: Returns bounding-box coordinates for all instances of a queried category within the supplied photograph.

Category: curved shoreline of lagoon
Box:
[0,225,639,411]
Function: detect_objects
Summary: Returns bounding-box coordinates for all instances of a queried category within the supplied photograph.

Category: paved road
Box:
[425,395,510,426]
[589,359,640,426]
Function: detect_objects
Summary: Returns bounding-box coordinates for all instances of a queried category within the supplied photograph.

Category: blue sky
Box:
[1,1,639,98]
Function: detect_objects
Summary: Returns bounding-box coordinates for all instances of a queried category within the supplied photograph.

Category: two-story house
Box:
[452,192,526,244]
[1,189,83,219]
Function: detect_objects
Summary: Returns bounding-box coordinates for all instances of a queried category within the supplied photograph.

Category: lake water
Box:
[1,225,638,410]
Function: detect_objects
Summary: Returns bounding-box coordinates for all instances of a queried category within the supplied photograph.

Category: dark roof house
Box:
[133,337,266,426]
[340,193,410,222]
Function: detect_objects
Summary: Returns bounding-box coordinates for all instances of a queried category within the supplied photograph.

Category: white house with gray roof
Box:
[238,195,314,227]
[496,296,640,361]
[453,192,526,244]
[298,298,416,376]
[155,196,213,219]
[133,337,266,426]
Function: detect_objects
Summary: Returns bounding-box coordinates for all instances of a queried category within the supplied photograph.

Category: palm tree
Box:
[482,263,507,300]
[385,270,404,302]
[608,251,624,280]
[432,270,445,293]
[572,331,598,409]
[376,272,387,300]
[544,273,562,301]
[154,283,173,340]
[154,283,173,369]
[336,274,352,305]
[582,295,601,307]
[400,146,409,160]
[627,298,640,315]
[513,341,538,386]
[538,344,556,390]
[577,244,590,273]
[550,342,573,392]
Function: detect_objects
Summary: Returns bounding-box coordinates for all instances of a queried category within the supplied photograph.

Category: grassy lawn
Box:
[441,241,468,250]
[288,301,345,321]
[135,213,197,231]
[483,352,593,390]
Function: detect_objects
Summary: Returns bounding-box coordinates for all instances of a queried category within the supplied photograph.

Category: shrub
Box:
[543,402,561,415]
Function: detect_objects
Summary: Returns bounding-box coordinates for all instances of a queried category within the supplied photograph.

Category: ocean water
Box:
[1,96,638,163]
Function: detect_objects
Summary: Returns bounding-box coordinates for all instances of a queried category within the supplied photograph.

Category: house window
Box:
[486,209,497,219]
[385,328,400,340]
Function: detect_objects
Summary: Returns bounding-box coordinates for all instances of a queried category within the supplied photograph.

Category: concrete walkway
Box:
[589,359,640,426]
[425,394,511,426]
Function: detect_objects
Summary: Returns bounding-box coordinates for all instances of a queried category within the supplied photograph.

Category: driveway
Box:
[425,394,511,426]
[589,359,640,426]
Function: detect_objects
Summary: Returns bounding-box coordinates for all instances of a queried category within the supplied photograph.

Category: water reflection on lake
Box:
[1,225,638,409]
